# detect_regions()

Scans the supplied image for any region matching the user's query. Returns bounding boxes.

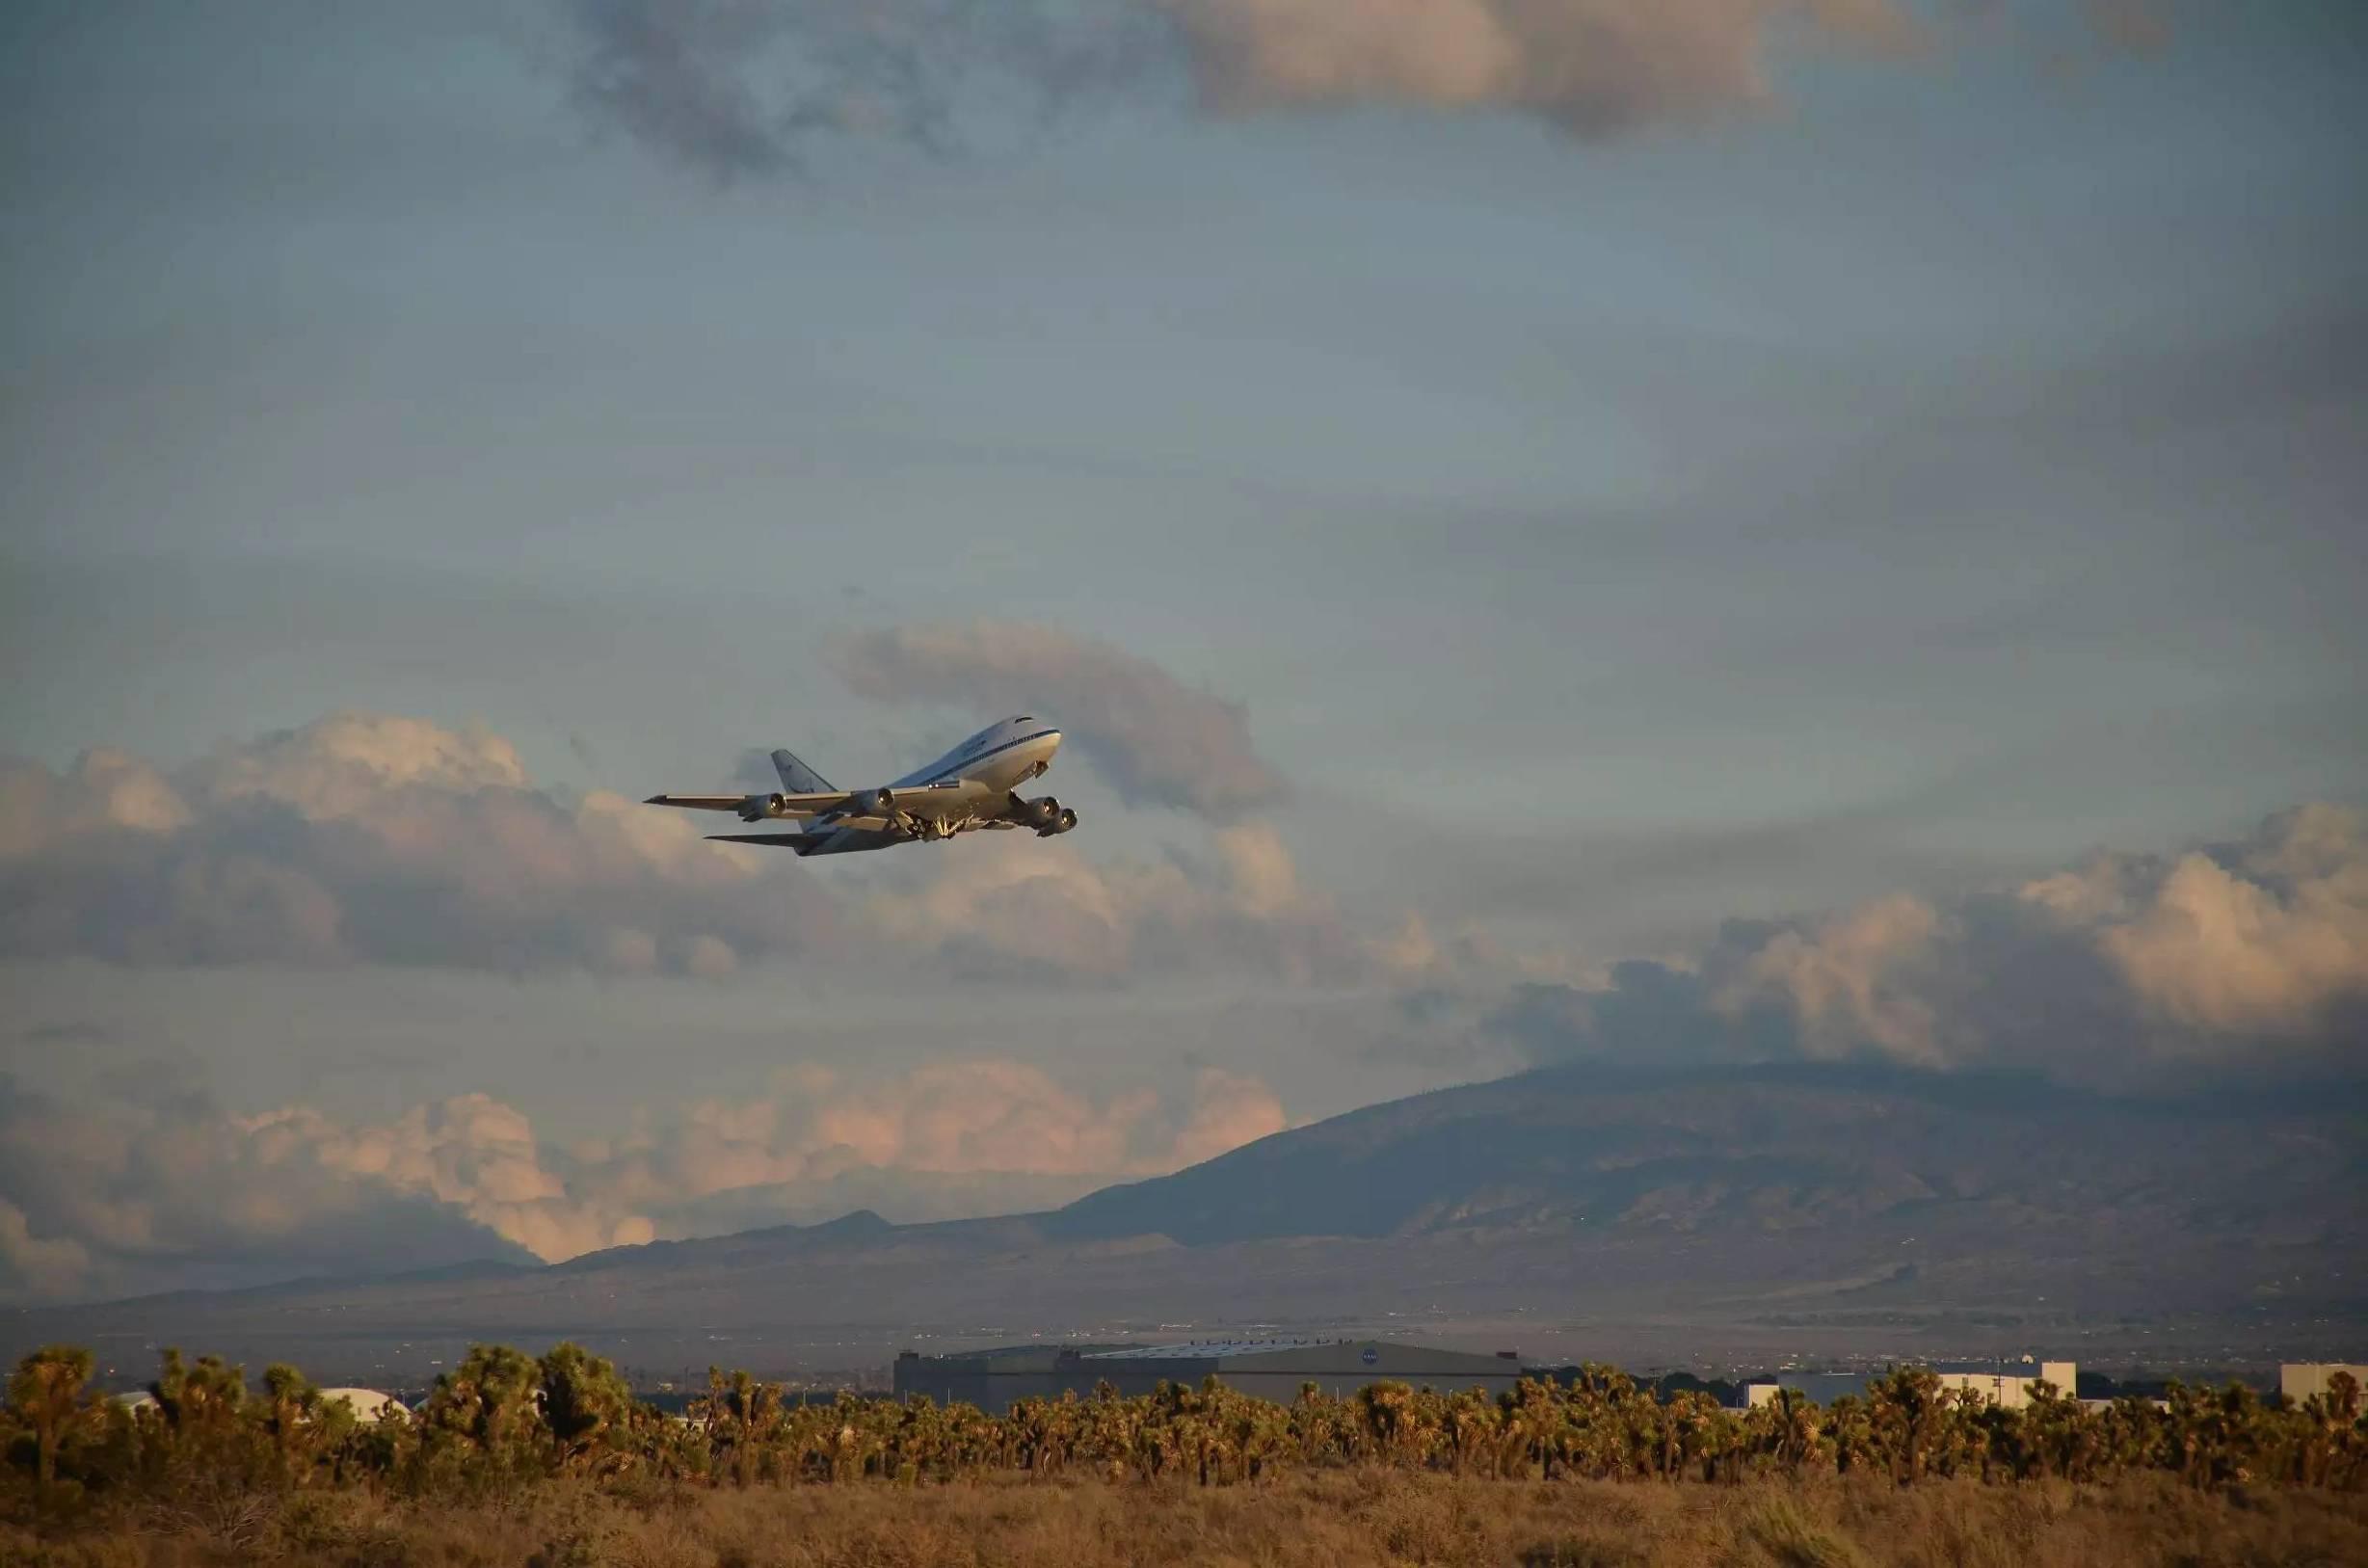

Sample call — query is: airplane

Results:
[643,715,1076,857]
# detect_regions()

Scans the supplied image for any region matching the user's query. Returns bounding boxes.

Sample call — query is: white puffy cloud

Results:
[0,712,832,975]
[0,1076,542,1306]
[1728,894,1946,1064]
[1497,805,2367,1080]
[1162,0,1912,134]
[856,817,1381,983]
[1720,807,2367,1073]
[242,1097,658,1264]
[0,702,1429,986]
[2028,803,2368,1039]
[0,1060,1292,1304]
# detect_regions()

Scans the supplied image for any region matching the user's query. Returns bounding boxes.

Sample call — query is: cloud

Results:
[0,712,834,976]
[1735,894,1946,1064]
[243,1096,659,1264]
[0,1060,1292,1304]
[1486,804,2368,1083]
[668,1059,1283,1180]
[546,0,1929,182]
[0,1199,93,1302]
[829,620,1287,818]
[0,704,1420,987]
[2083,0,2172,58]
[2028,803,2368,1038]
[554,0,1168,181]
[0,1076,541,1306]
[856,816,1380,983]
[1163,0,1913,133]
[1167,1067,1289,1163]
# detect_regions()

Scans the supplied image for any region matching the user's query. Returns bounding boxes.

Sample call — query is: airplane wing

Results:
[644,792,848,816]
[705,833,834,854]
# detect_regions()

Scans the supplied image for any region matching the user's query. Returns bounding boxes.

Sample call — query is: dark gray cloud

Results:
[555,0,1169,180]
[829,620,1288,818]
[15,1021,116,1046]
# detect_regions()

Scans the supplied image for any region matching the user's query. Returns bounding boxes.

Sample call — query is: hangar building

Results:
[1743,1360,2077,1411]
[893,1339,1523,1411]
[2279,1364,2365,1405]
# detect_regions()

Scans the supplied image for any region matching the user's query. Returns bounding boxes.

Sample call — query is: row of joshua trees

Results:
[5,1342,2362,1515]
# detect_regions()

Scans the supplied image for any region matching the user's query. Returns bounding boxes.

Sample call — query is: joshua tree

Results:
[258,1363,327,1484]
[1355,1381,1419,1469]
[8,1344,94,1496]
[1759,1386,1822,1475]
[536,1342,635,1475]
[151,1347,247,1436]
[418,1343,545,1477]
[1866,1367,1947,1484]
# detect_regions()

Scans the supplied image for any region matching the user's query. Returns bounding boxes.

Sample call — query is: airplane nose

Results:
[1043,730,1061,755]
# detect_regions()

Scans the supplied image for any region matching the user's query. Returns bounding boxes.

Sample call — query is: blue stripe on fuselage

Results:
[898,729,1059,788]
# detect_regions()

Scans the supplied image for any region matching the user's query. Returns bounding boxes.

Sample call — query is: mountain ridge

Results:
[9,1060,2361,1380]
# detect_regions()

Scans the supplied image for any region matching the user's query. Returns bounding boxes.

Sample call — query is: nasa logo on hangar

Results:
[1361,1347,1380,1367]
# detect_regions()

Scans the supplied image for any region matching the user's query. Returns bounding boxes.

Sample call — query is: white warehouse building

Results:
[1744,1360,2077,1411]
[2279,1365,2366,1405]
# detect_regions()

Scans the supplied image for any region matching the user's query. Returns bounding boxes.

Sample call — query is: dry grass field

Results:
[10,1345,2363,1565]
[7,1471,2366,1568]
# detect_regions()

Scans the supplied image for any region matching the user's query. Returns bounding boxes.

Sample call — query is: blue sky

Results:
[1,1,2361,1300]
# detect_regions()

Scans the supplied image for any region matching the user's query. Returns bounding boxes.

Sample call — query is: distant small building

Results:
[893,1339,1523,1412]
[1743,1359,2077,1411]
[1743,1373,1879,1409]
[2279,1365,2365,1405]
[317,1388,407,1422]
[108,1388,405,1421]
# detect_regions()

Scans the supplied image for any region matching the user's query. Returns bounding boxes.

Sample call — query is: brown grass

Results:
[5,1471,2364,1568]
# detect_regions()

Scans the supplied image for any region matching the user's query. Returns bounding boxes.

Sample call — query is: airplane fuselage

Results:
[646,716,1072,858]
[812,717,1064,855]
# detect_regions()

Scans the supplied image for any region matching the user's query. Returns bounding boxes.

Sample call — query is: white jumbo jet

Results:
[643,716,1075,857]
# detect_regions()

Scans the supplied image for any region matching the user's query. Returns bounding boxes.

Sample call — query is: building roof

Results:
[1084,1339,1349,1361]
[318,1388,407,1419]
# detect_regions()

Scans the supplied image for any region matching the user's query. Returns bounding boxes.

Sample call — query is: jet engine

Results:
[737,792,788,823]
[1004,793,1078,836]
[846,787,896,821]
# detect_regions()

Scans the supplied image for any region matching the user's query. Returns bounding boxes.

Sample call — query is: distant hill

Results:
[1042,1060,2363,1246]
[11,1063,2363,1385]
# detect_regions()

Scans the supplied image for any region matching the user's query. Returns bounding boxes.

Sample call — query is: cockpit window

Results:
[1014,716,1033,724]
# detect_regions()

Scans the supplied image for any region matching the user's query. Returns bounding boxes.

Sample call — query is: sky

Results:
[1,0,2363,1303]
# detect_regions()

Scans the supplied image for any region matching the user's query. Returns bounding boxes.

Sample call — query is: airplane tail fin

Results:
[771,747,834,795]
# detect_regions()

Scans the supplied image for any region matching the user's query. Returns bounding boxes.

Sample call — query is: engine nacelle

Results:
[737,792,788,823]
[846,787,896,821]
[1037,805,1078,837]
